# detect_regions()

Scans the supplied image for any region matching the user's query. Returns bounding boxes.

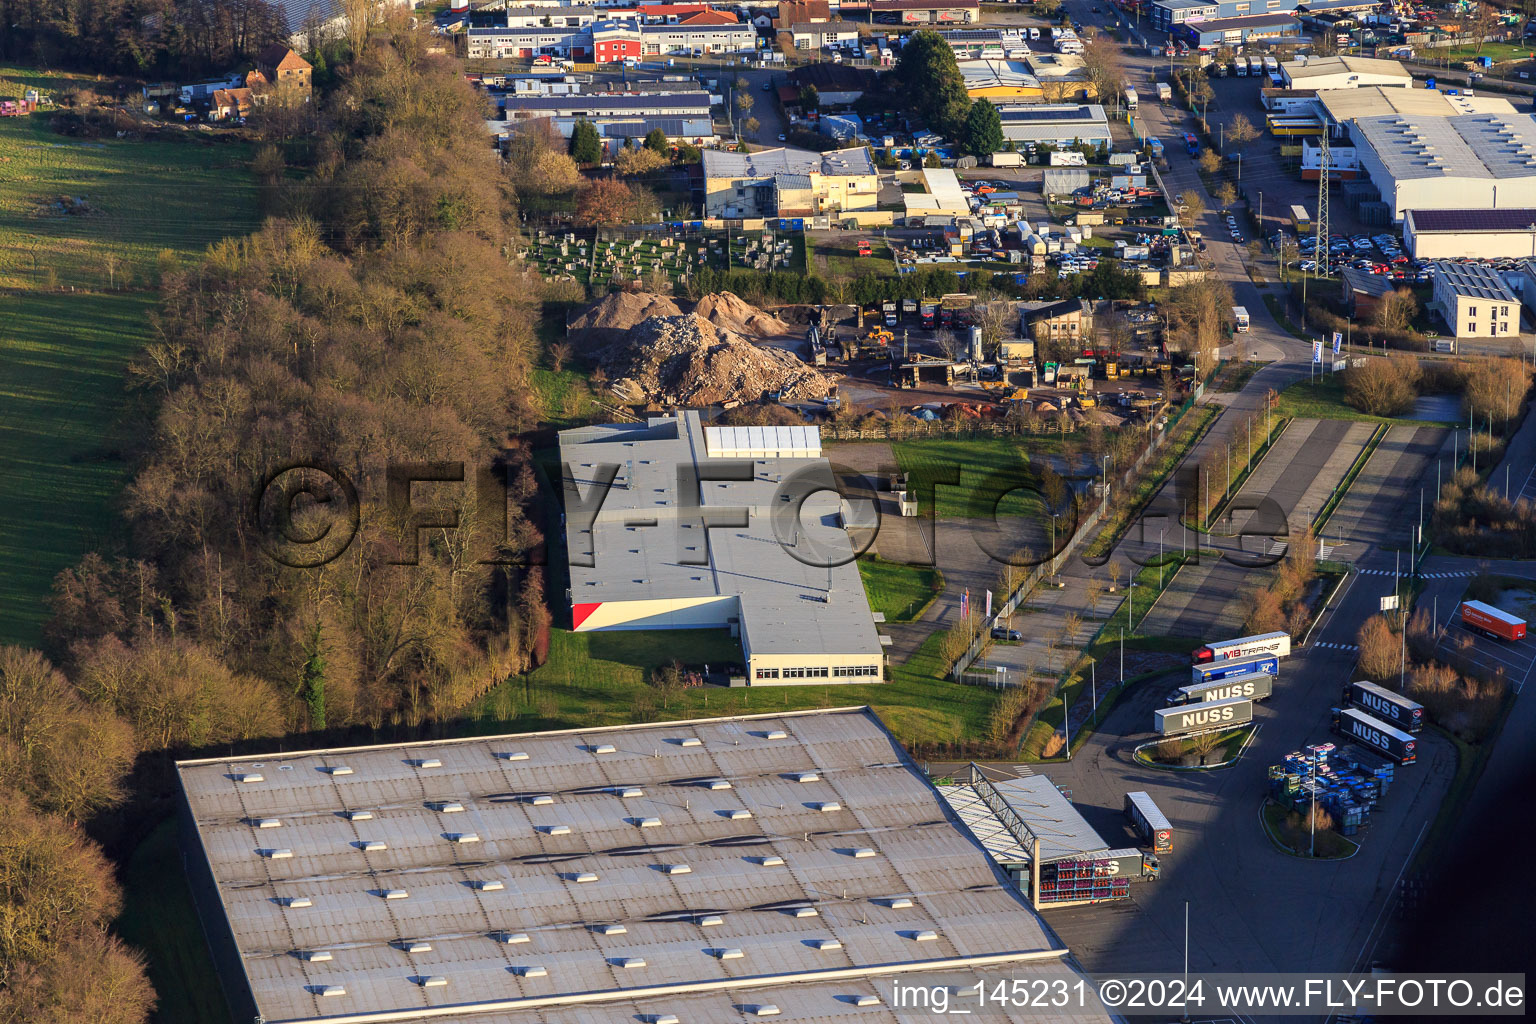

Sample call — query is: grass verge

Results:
[892,436,1075,520]
[858,556,943,622]
[468,627,1005,752]
[1087,405,1219,558]
[1272,375,1457,428]
[1261,800,1358,859]
[116,818,227,1024]
[1313,422,1388,532]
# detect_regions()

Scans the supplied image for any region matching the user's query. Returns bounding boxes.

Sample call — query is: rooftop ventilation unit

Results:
[279,896,312,908]
[811,801,841,812]
[883,897,914,909]
[431,801,466,813]
[789,906,818,918]
[631,817,662,828]
[612,957,646,969]
[677,737,702,747]
[612,786,644,798]
[318,985,346,997]
[378,889,409,900]
[644,1016,680,1024]
[344,810,373,821]
[764,730,789,740]
[447,833,480,844]
[660,863,691,875]
[590,743,617,754]
[849,847,876,859]
[704,779,732,790]
[497,751,529,761]
[299,950,333,962]
[811,938,842,950]
[324,766,353,776]
[570,872,600,883]
[787,772,819,783]
[538,823,571,835]
[235,772,264,783]
[513,965,547,978]
[417,976,447,988]
[723,809,753,820]
[397,940,432,953]
[259,848,292,859]
[909,929,939,941]
[252,818,281,829]
[526,795,555,806]
[593,923,628,935]
[749,1005,781,1017]
[473,879,504,891]
[853,995,881,1007]
[410,758,442,768]
[755,855,785,867]
[495,931,531,944]
[356,840,387,852]
[711,948,745,960]
[698,914,725,927]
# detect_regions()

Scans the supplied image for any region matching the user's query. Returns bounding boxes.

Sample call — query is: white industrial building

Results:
[1348,113,1536,222]
[175,707,1119,1024]
[1280,54,1412,90]
[997,104,1111,149]
[1404,208,1536,260]
[561,412,885,682]
[1429,260,1521,338]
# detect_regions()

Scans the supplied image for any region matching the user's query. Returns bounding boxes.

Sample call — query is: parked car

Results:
[991,627,1023,641]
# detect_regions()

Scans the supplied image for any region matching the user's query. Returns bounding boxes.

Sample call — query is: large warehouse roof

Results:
[702,145,876,180]
[1282,54,1411,85]
[560,412,881,658]
[176,708,1114,1024]
[1407,208,1536,232]
[1352,113,1536,181]
[1317,86,1514,124]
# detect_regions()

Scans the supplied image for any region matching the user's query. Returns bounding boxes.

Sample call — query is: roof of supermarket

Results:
[176,708,1115,1024]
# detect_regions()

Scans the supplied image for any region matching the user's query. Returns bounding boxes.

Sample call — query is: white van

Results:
[1028,26,1040,39]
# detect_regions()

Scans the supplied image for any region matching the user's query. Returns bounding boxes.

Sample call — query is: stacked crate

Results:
[1269,744,1396,837]
[1036,858,1132,904]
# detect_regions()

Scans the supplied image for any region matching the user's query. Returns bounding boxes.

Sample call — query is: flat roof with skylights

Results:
[176,708,1114,1024]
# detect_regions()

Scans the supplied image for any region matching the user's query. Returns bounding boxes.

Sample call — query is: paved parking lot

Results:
[1428,575,1536,693]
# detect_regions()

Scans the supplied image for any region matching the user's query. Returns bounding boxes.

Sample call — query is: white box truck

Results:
[1155,81,1172,102]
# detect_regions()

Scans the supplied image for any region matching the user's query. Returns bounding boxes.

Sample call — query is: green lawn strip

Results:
[858,555,943,622]
[1313,422,1388,532]
[1087,404,1219,558]
[0,291,165,646]
[1188,415,1291,532]
[1272,375,1458,428]
[0,104,259,289]
[469,627,1003,751]
[1261,799,1357,859]
[116,818,229,1024]
[891,436,1075,520]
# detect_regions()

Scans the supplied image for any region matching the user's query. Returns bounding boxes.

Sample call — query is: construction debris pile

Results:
[572,292,827,407]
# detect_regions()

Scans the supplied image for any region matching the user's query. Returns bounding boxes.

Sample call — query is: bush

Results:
[1356,614,1401,682]
[1343,354,1418,416]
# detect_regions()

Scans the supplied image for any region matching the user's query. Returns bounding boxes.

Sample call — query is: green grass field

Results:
[892,437,1075,521]
[1273,375,1459,427]
[469,627,1001,751]
[0,87,261,289]
[814,237,896,280]
[858,556,942,622]
[0,78,261,645]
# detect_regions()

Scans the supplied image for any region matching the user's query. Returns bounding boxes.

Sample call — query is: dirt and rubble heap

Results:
[568,291,685,350]
[690,291,792,336]
[595,312,831,407]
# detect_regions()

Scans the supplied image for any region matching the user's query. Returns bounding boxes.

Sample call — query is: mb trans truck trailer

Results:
[1333,707,1417,764]
[1124,791,1173,853]
[1191,630,1290,663]
[1344,680,1424,733]
[1190,652,1279,685]
[1171,670,1273,706]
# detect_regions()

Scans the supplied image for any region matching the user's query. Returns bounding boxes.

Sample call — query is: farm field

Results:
[0,83,261,645]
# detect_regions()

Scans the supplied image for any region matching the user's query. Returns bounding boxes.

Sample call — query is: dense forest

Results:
[0,0,289,76]
[4,30,562,1021]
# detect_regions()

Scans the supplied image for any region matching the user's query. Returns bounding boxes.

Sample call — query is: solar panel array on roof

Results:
[1409,208,1536,232]
[175,708,1112,1024]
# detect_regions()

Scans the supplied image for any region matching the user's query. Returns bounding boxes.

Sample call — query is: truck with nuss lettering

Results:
[1154,696,1253,736]
[1333,707,1417,764]
[1343,680,1423,733]
[1189,651,1278,685]
[1169,669,1273,706]
[1124,791,1173,853]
